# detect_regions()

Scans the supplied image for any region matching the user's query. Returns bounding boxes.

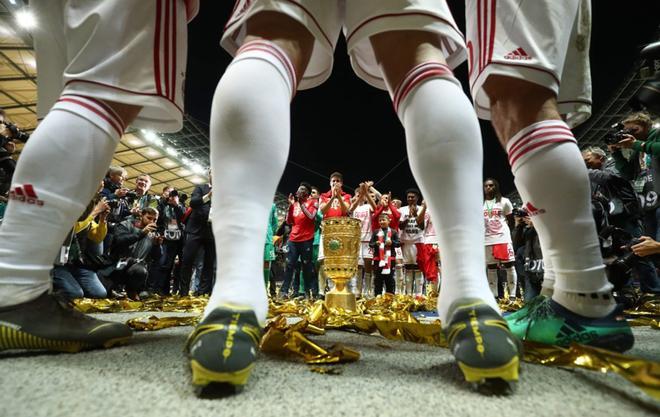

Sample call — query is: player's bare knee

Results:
[370,30,446,91]
[245,11,314,79]
[101,101,142,128]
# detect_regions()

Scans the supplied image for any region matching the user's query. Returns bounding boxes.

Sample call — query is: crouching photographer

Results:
[99,207,164,300]
[583,147,660,297]
[52,197,111,299]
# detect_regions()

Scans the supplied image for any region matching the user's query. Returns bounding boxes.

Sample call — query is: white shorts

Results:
[222,0,466,91]
[466,0,592,128]
[359,242,374,260]
[34,0,190,134]
[485,243,515,264]
[401,242,419,265]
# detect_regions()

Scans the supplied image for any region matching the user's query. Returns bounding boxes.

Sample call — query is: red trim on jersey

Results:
[57,97,124,136]
[164,0,171,100]
[61,94,126,132]
[488,0,496,65]
[64,80,184,113]
[237,41,298,93]
[224,0,333,49]
[154,0,163,96]
[345,11,464,45]
[479,0,485,71]
[557,99,593,105]
[171,0,178,102]
[470,61,562,91]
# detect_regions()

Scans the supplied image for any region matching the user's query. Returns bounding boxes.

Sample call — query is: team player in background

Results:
[483,179,517,299]
[350,182,379,297]
[416,200,440,295]
[465,0,633,351]
[191,0,521,396]
[0,0,198,352]
[397,188,425,295]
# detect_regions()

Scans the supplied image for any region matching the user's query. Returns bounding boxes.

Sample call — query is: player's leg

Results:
[0,0,177,351]
[476,0,632,351]
[186,11,316,395]
[371,29,520,392]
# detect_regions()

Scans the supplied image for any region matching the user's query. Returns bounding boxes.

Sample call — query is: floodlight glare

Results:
[15,9,37,30]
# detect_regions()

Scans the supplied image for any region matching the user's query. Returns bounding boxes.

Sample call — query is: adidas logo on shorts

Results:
[504,47,532,61]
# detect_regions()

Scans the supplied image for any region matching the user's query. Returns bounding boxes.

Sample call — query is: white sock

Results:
[0,97,121,307]
[394,62,497,323]
[205,40,294,325]
[507,120,615,317]
[505,266,517,298]
[486,267,499,297]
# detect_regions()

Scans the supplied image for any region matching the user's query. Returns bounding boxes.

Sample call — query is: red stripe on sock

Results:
[57,98,123,136]
[509,137,577,167]
[237,41,298,95]
[508,126,572,156]
[61,94,126,132]
[393,63,453,113]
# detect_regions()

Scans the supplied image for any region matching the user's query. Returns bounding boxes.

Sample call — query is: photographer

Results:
[512,210,544,301]
[583,147,660,294]
[147,186,186,295]
[101,207,164,300]
[608,112,660,238]
[0,108,30,196]
[52,197,111,299]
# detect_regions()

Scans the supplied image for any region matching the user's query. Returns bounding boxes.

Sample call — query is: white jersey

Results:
[352,203,373,242]
[398,206,424,244]
[222,0,466,91]
[484,197,513,246]
[34,0,199,134]
[465,0,592,128]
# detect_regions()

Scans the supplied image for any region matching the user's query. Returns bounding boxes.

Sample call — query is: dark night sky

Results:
[185,1,660,198]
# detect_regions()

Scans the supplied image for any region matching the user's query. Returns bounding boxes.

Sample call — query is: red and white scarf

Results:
[377,227,393,274]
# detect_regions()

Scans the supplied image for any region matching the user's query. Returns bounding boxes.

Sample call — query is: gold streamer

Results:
[523,341,660,399]
[126,315,199,331]
[73,294,659,398]
[73,295,208,314]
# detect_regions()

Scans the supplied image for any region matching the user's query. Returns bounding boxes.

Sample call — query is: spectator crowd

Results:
[1,109,659,304]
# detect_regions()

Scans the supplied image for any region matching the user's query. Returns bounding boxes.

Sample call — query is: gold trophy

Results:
[322,217,361,311]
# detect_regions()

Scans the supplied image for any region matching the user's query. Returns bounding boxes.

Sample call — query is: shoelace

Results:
[523,298,554,340]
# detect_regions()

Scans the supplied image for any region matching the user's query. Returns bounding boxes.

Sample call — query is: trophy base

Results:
[325,289,356,311]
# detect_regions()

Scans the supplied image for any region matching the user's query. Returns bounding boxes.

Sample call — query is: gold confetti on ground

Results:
[74,293,660,398]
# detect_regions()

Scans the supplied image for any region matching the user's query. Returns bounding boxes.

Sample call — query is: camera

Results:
[124,190,138,201]
[107,200,120,210]
[0,122,30,145]
[512,207,528,217]
[603,122,634,145]
[600,226,642,290]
